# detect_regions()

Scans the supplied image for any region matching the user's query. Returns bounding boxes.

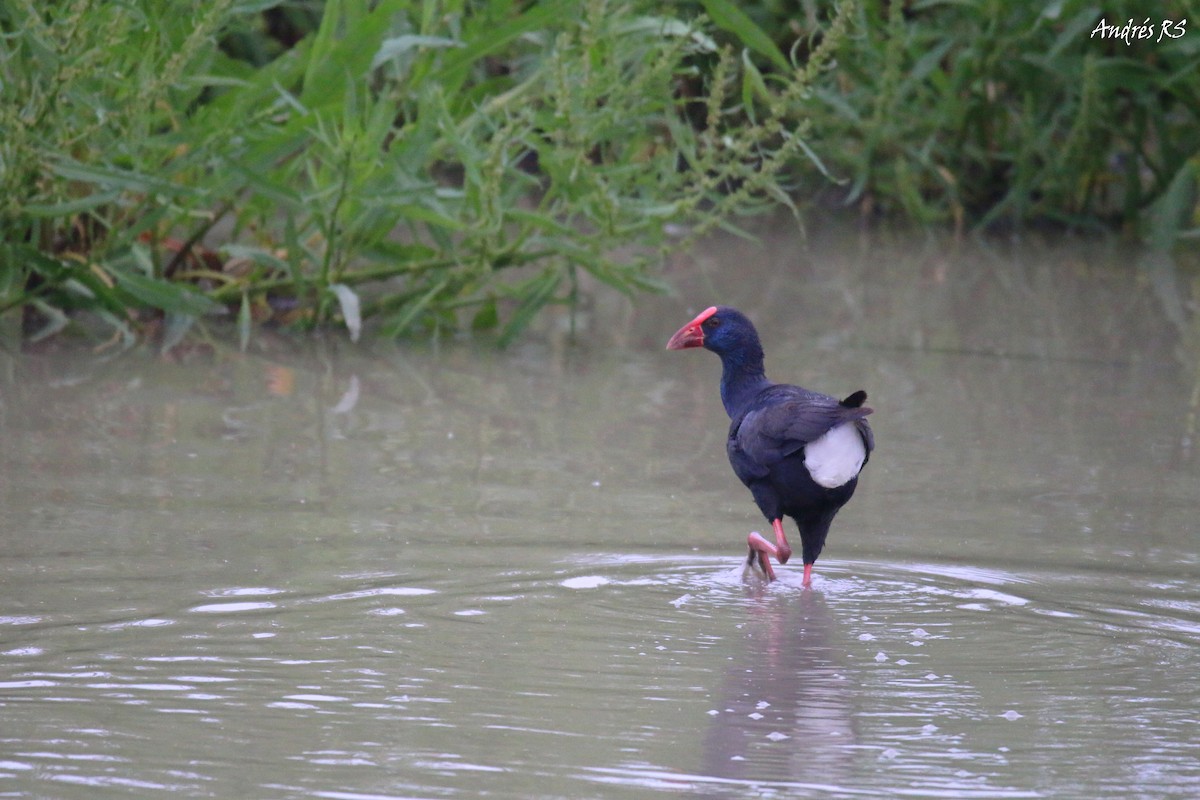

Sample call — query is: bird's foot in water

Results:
[747,532,817,587]
[746,531,778,582]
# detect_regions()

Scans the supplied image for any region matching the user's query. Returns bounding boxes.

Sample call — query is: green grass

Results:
[803,0,1200,233]
[1,0,1196,350]
[2,0,853,348]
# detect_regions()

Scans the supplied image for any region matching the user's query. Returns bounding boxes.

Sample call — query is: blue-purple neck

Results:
[718,350,771,418]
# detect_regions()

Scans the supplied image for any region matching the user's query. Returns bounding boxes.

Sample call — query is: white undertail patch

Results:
[804,422,866,488]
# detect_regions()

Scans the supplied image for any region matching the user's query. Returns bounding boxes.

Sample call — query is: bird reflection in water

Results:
[700,584,855,790]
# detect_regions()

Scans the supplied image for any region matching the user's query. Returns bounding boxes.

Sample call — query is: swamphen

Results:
[666,306,874,585]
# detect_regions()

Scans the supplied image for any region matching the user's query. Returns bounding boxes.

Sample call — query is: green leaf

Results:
[700,0,790,72]
[373,35,463,70]
[618,16,717,53]
[46,159,188,197]
[499,267,561,347]
[114,269,222,317]
[1145,161,1198,251]
[392,203,469,231]
[302,0,411,110]
[231,0,289,12]
[436,2,564,95]
[225,156,306,207]
[21,192,124,217]
[381,277,451,338]
[471,297,499,330]
[741,49,769,122]
[221,244,292,273]
[780,128,840,183]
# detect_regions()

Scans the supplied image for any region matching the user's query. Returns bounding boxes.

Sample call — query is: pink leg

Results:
[802,562,813,587]
[746,532,778,581]
[771,518,792,564]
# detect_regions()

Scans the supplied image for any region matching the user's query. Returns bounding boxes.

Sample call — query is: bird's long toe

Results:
[747,531,778,581]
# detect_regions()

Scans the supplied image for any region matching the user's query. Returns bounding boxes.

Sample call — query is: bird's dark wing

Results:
[727,385,873,482]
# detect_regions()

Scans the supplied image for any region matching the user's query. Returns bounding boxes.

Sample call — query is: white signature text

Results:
[1090,17,1187,44]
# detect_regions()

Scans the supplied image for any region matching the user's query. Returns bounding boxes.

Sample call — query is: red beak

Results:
[666,306,718,350]
[666,323,703,350]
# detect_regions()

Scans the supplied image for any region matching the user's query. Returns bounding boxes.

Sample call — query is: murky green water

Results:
[2,221,1198,798]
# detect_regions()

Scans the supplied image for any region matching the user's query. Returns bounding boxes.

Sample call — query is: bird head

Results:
[665,305,760,357]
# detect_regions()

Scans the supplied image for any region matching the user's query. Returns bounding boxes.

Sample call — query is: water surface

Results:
[2,221,1198,798]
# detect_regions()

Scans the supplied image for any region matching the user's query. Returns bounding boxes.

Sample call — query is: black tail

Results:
[840,390,868,409]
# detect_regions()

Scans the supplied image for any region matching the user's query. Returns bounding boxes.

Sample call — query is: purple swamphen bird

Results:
[667,306,874,585]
